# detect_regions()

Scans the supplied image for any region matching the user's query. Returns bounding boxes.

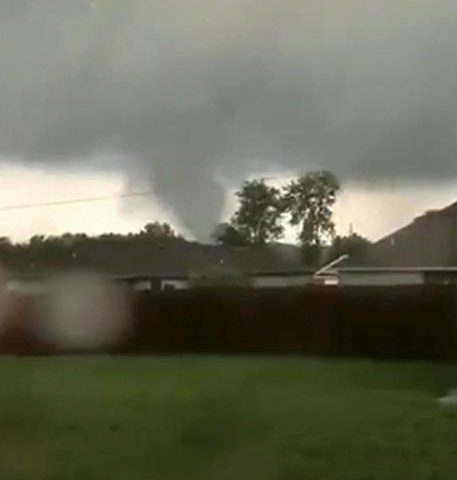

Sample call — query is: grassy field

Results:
[0,356,457,480]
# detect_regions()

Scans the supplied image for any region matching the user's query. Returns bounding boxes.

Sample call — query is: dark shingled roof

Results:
[11,239,308,278]
[348,201,457,267]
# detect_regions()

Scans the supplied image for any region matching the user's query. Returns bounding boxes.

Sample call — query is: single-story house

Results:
[2,241,315,291]
[117,270,315,291]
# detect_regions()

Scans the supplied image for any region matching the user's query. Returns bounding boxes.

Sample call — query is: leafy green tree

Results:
[283,171,340,248]
[212,223,249,247]
[231,179,285,245]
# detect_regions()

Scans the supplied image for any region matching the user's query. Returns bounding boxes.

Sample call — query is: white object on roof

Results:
[314,254,349,278]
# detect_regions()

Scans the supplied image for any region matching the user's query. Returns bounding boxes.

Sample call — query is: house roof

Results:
[3,239,309,278]
[78,241,308,277]
[348,201,457,268]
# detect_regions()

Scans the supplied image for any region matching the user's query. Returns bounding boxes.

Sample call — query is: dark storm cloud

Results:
[1,0,457,236]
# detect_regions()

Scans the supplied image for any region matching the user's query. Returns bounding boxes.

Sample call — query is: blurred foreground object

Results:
[0,266,37,354]
[39,273,132,351]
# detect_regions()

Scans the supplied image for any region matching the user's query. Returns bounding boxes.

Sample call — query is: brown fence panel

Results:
[2,286,457,360]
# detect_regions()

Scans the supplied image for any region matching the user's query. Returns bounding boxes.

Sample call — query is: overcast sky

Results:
[1,0,457,241]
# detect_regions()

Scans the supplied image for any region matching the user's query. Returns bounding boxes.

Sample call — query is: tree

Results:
[29,235,46,246]
[140,222,177,239]
[0,237,12,247]
[330,233,371,259]
[230,179,285,245]
[212,223,249,247]
[283,170,340,248]
[0,237,13,258]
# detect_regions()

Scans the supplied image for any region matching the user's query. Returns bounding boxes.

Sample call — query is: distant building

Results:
[334,201,457,285]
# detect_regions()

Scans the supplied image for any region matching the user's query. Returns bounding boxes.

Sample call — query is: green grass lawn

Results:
[0,356,457,480]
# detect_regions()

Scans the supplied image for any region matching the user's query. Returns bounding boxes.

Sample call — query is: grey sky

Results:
[1,1,457,237]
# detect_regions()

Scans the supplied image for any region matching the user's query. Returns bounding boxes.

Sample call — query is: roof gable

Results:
[349,201,457,267]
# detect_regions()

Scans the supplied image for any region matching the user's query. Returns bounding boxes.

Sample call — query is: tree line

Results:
[0,222,184,271]
[0,221,182,249]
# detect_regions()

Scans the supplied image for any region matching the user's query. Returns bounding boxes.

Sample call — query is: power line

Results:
[0,174,291,211]
[0,191,153,212]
